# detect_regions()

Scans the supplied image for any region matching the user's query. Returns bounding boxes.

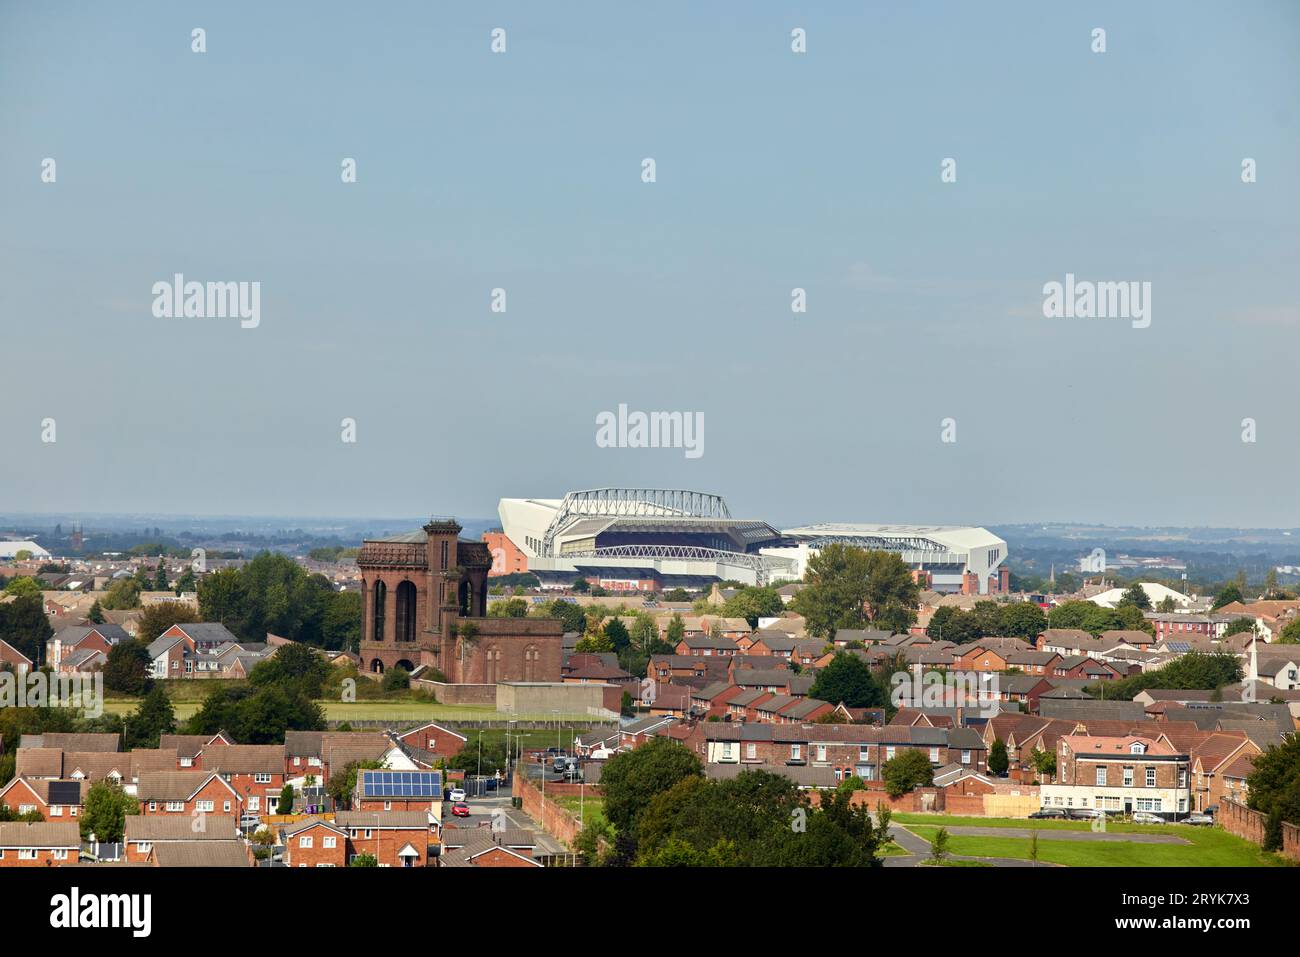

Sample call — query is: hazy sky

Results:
[2,1,1297,528]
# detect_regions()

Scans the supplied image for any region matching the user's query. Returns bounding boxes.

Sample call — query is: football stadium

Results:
[494,488,1008,594]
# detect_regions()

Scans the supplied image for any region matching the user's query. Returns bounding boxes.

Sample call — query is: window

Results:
[196,800,214,813]
[1178,769,1187,788]
[51,806,63,816]
[254,773,272,784]
[816,745,827,761]
[929,747,940,762]
[223,801,232,813]
[53,849,68,860]
[148,802,157,812]
[18,849,37,861]
[166,801,184,812]
[859,747,870,762]
[323,836,337,849]
[1123,767,1134,787]
[372,581,386,641]
[180,757,193,767]
[745,743,757,760]
[1096,766,1107,787]
[961,750,971,765]
[300,836,313,848]
[249,797,260,811]
[885,746,896,760]
[1145,768,1156,788]
[791,744,802,760]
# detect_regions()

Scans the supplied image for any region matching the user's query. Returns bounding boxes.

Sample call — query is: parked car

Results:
[1067,808,1103,820]
[1131,811,1165,824]
[239,814,262,829]
[1183,812,1215,826]
[1028,807,1068,819]
[448,787,467,803]
[451,802,471,818]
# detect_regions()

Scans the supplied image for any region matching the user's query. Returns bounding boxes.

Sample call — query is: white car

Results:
[1131,811,1165,824]
[448,788,467,803]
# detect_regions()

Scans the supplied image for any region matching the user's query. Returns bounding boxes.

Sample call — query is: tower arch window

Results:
[372,581,387,642]
[395,580,417,643]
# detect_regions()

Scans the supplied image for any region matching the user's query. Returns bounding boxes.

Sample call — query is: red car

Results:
[451,802,470,818]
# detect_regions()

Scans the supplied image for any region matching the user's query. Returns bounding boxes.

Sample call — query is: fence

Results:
[512,773,583,849]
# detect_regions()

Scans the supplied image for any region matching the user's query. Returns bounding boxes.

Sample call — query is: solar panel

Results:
[360,770,442,798]
[48,781,80,806]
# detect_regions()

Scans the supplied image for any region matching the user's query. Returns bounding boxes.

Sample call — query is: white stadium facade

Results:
[495,488,1009,594]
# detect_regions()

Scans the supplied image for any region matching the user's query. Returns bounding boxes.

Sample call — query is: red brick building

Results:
[0,822,80,867]
[357,519,564,681]
[335,811,432,867]
[282,818,350,868]
[482,531,529,576]
[137,771,242,817]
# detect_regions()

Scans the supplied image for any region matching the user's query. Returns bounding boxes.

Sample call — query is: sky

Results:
[1,1,1297,528]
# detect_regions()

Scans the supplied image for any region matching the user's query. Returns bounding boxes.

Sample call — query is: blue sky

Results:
[1,1,1297,527]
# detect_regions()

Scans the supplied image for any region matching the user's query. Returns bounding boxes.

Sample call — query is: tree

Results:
[136,601,200,644]
[1030,747,1057,780]
[666,613,686,647]
[1246,732,1300,851]
[571,578,590,593]
[1277,619,1300,645]
[1157,595,1178,613]
[487,597,529,618]
[999,602,1047,641]
[326,760,383,810]
[14,549,32,561]
[722,586,785,629]
[249,642,331,698]
[1223,617,1257,638]
[574,631,615,654]
[87,600,105,624]
[382,666,411,692]
[929,827,950,864]
[988,738,1009,776]
[882,750,933,799]
[81,779,139,842]
[153,561,169,591]
[173,567,197,596]
[103,639,154,695]
[604,618,630,653]
[600,738,703,843]
[0,594,54,666]
[321,590,362,652]
[809,652,883,709]
[278,783,295,815]
[101,578,142,610]
[2,576,41,599]
[125,685,176,749]
[350,852,378,867]
[791,545,919,639]
[1212,583,1244,610]
[1118,582,1152,611]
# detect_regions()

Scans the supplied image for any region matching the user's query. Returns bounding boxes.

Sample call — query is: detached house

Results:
[1042,734,1190,818]
[0,822,81,867]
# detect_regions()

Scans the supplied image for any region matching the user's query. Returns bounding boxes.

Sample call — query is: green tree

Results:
[665,613,686,646]
[136,601,200,644]
[321,590,362,652]
[1030,747,1057,780]
[87,599,105,624]
[382,666,411,692]
[600,738,703,844]
[929,827,950,864]
[249,642,331,698]
[0,593,54,666]
[1212,582,1244,610]
[153,561,169,591]
[81,779,140,842]
[1223,617,1257,638]
[999,602,1047,641]
[350,852,378,867]
[125,685,176,749]
[1246,732,1300,851]
[1277,619,1300,645]
[722,586,785,628]
[326,759,384,810]
[882,749,934,799]
[103,638,154,695]
[809,652,883,709]
[988,737,1009,776]
[604,618,631,653]
[173,567,197,595]
[487,597,529,618]
[2,576,41,599]
[575,631,615,653]
[1118,582,1152,611]
[101,578,142,610]
[278,783,295,815]
[792,545,920,639]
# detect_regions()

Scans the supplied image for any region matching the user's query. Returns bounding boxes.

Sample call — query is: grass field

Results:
[554,795,608,831]
[901,819,1286,867]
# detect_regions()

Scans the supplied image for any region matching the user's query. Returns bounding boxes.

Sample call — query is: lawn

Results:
[892,813,1172,835]
[553,795,608,831]
[902,822,1285,867]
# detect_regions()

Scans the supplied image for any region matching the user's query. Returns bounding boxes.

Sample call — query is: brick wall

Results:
[1219,799,1300,862]
[513,774,581,847]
